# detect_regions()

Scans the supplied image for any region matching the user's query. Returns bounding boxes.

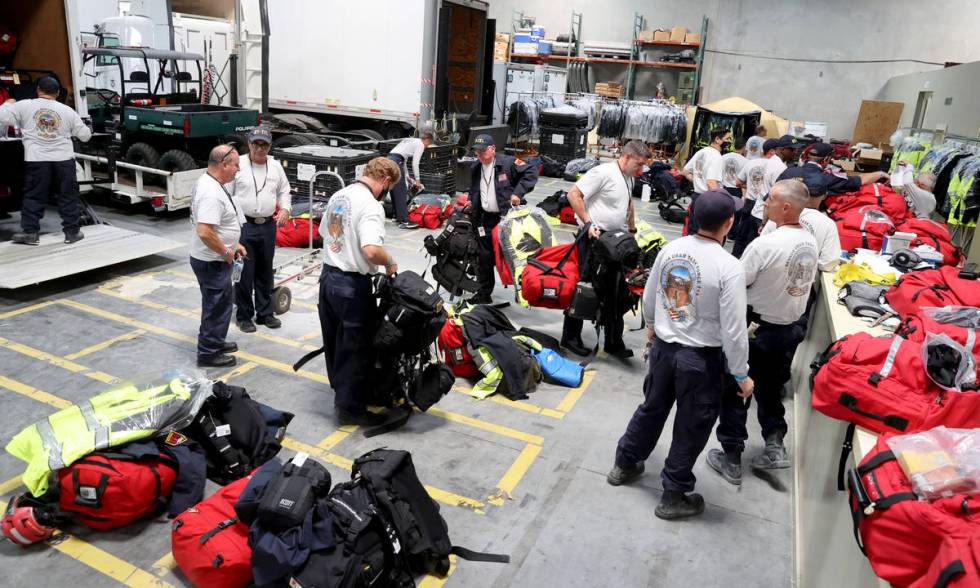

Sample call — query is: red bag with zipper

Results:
[438,318,479,378]
[896,218,963,267]
[826,183,910,224]
[835,206,895,252]
[885,265,980,320]
[520,241,581,309]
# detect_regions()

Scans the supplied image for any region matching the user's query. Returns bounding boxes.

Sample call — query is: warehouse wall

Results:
[487,0,980,139]
[877,61,980,137]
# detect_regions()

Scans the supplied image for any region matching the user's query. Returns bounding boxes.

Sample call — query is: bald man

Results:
[190,144,246,368]
[708,180,818,486]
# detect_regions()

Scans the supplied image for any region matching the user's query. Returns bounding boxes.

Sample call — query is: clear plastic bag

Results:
[887,427,980,500]
[920,333,978,391]
[921,306,980,329]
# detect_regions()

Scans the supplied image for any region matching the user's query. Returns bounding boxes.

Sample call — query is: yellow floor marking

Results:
[0,474,24,496]
[150,553,177,578]
[167,264,319,313]
[291,299,318,312]
[452,386,565,420]
[488,443,542,506]
[96,287,320,352]
[218,361,259,382]
[0,300,56,320]
[298,328,321,341]
[0,335,118,385]
[425,407,544,446]
[0,374,74,409]
[65,329,145,360]
[56,300,330,385]
[281,437,485,514]
[554,369,596,413]
[417,555,457,588]
[317,425,357,451]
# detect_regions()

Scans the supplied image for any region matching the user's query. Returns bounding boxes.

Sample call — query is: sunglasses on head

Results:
[219,143,238,163]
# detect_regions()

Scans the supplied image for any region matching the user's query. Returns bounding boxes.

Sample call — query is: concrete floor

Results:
[0,177,792,587]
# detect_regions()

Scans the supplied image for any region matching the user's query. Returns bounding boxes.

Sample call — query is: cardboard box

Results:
[496,32,510,43]
[669,26,688,42]
[493,41,509,62]
[638,30,655,42]
[653,30,671,41]
[594,82,624,98]
[684,32,700,45]
[857,148,883,162]
[834,159,856,172]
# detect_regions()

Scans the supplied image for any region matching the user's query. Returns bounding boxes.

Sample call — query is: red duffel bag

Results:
[57,450,178,530]
[491,225,514,286]
[826,183,909,223]
[520,240,581,309]
[884,266,980,320]
[847,436,980,588]
[810,332,980,436]
[835,206,895,252]
[559,205,577,225]
[896,313,980,344]
[896,218,964,267]
[171,474,254,588]
[438,318,479,378]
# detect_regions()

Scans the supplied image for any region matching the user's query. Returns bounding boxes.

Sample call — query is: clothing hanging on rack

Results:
[506,95,558,141]
[596,101,687,144]
[890,136,932,172]
[945,155,980,229]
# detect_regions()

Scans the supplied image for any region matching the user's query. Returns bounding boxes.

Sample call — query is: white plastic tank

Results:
[100,14,156,48]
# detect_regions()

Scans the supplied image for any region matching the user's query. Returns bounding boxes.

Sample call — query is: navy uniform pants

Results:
[20,160,81,233]
[190,257,234,359]
[615,339,724,493]
[318,265,376,412]
[475,211,502,297]
[235,219,277,322]
[386,153,410,223]
[716,320,804,453]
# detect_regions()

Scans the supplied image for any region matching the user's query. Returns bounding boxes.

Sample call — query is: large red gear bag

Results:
[835,206,895,252]
[847,435,980,588]
[56,451,178,530]
[826,183,910,224]
[810,332,980,436]
[520,241,581,309]
[438,318,479,378]
[896,218,963,267]
[884,266,980,320]
[171,474,254,588]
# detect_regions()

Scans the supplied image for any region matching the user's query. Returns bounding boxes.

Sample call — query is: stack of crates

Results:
[417,144,457,194]
[538,126,588,166]
[677,72,696,105]
[274,144,379,203]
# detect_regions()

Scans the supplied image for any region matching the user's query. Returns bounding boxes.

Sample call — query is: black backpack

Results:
[424,212,480,296]
[536,190,565,217]
[539,155,564,178]
[182,382,294,484]
[595,230,641,266]
[352,449,509,575]
[374,271,447,355]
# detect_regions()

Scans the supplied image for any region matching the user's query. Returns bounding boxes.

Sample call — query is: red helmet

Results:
[2,495,56,546]
[625,267,650,296]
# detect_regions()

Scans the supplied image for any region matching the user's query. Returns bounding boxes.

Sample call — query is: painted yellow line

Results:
[0,474,24,496]
[0,374,74,409]
[219,361,259,382]
[298,328,321,341]
[417,555,457,588]
[425,407,544,446]
[0,335,118,385]
[96,287,320,352]
[65,329,145,360]
[488,443,542,506]
[452,386,565,420]
[291,299,318,312]
[0,300,56,320]
[554,369,595,413]
[167,264,321,312]
[150,552,177,578]
[317,425,357,451]
[56,300,331,385]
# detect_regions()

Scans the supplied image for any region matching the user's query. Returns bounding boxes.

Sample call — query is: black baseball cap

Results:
[778,135,805,150]
[694,189,743,228]
[808,142,834,157]
[762,138,780,153]
[471,134,495,150]
[37,76,60,94]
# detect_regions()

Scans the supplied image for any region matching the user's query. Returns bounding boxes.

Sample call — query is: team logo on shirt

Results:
[659,255,701,323]
[785,242,818,297]
[748,165,766,196]
[723,158,740,185]
[325,195,352,253]
[33,108,62,139]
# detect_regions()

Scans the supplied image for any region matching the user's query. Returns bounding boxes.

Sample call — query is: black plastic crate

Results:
[419,171,457,195]
[539,109,589,129]
[538,126,588,161]
[275,144,379,202]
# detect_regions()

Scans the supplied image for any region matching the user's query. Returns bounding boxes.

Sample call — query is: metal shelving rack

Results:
[626,12,646,99]
[629,14,710,103]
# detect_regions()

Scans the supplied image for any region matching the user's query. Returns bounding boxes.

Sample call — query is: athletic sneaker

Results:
[655,491,705,520]
[397,221,419,230]
[707,449,742,485]
[750,439,791,469]
[606,461,645,486]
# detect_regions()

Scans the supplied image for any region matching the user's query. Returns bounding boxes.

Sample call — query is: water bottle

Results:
[231,258,244,284]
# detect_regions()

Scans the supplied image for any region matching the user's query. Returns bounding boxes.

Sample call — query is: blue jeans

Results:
[190,257,234,359]
[317,265,376,412]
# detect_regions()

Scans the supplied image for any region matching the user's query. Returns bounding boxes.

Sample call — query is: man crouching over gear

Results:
[560,140,647,359]
[608,190,754,520]
[318,157,401,426]
[466,134,538,305]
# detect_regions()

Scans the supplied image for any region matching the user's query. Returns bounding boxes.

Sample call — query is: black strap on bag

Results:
[836,423,856,491]
[450,545,510,564]
[200,516,239,544]
[933,560,966,588]
[837,393,910,432]
[293,347,324,372]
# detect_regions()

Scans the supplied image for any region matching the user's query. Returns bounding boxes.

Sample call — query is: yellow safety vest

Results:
[498,208,557,308]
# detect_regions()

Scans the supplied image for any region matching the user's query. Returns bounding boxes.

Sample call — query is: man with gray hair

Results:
[387,130,435,229]
[708,179,818,486]
[905,172,937,219]
[189,144,246,368]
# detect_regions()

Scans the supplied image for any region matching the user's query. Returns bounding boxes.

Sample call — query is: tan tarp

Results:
[678,97,790,162]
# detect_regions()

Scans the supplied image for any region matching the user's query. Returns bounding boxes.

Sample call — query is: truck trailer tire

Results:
[124,142,161,184]
[221,133,250,154]
[157,149,197,174]
[383,123,409,140]
[273,133,317,149]
[352,128,385,142]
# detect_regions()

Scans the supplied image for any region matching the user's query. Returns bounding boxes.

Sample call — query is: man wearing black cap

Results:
[0,76,91,245]
[778,142,887,194]
[230,127,291,333]
[708,179,818,486]
[607,189,753,520]
[466,133,538,304]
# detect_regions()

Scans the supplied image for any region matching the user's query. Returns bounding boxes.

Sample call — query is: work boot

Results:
[197,353,237,368]
[337,408,389,427]
[11,232,40,246]
[257,315,282,329]
[237,319,257,333]
[561,336,591,357]
[467,293,493,305]
[707,449,742,486]
[606,461,645,486]
[750,436,791,469]
[655,491,705,520]
[604,343,634,360]
[64,228,84,244]
[221,341,238,353]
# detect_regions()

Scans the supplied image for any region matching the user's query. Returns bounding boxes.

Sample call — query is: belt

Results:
[323,264,370,278]
[246,215,272,224]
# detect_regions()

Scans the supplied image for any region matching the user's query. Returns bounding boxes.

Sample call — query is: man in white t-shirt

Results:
[317,157,401,426]
[189,145,246,368]
[744,125,768,160]
[386,131,434,228]
[721,139,748,197]
[708,180,818,486]
[682,128,729,233]
[0,76,92,245]
[561,140,647,359]
[732,137,797,257]
[761,175,841,272]
[231,127,292,333]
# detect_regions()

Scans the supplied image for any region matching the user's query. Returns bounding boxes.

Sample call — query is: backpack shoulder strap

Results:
[449,545,510,564]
